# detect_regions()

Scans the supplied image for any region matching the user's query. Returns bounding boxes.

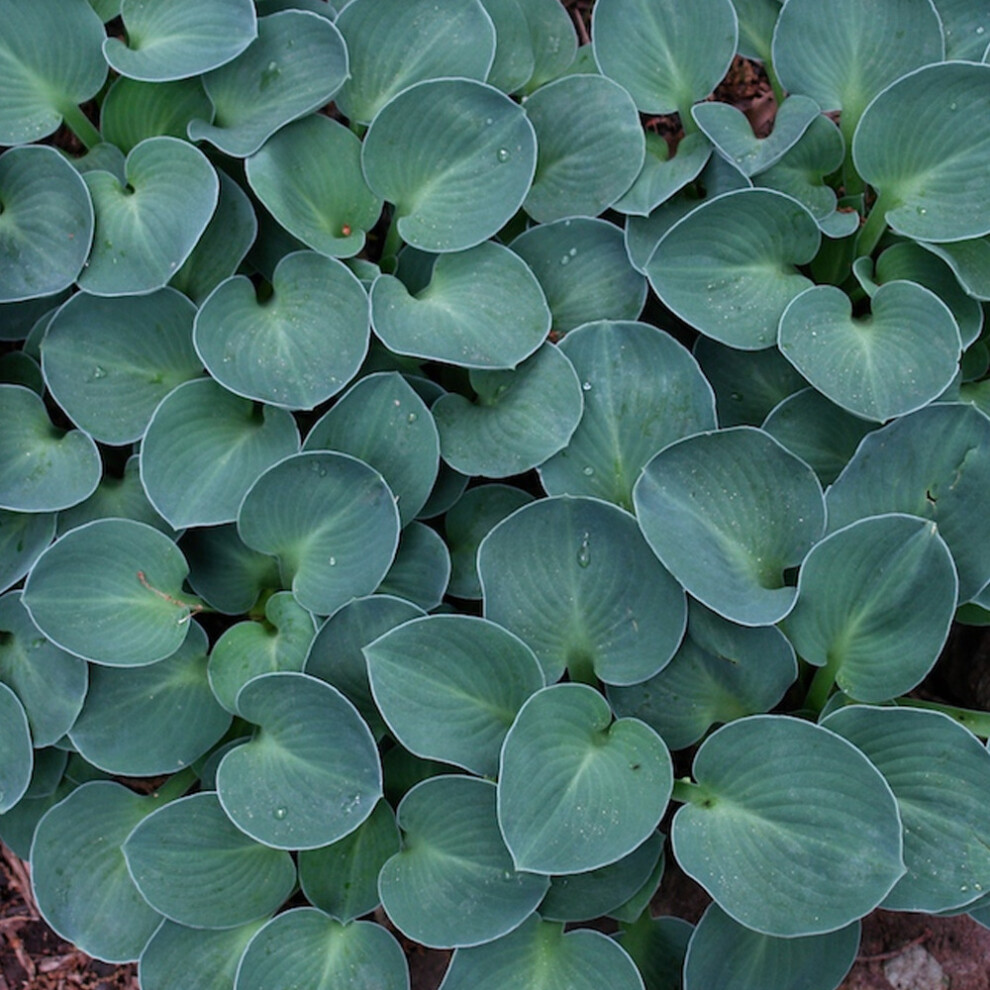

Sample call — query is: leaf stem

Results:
[855,191,892,259]
[764,60,786,109]
[671,778,707,805]
[804,654,840,713]
[379,212,404,272]
[59,102,102,151]
[148,768,198,807]
[894,698,990,738]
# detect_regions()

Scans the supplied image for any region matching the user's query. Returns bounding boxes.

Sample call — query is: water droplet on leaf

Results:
[90,366,107,380]
[582,381,592,391]
[496,148,510,163]
[582,466,595,476]
[577,532,591,568]
[273,807,287,820]
[406,412,418,423]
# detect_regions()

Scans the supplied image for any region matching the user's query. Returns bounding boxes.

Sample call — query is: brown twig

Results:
[569,6,591,45]
[856,929,932,962]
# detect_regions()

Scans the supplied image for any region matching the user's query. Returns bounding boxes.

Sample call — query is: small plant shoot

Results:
[1,1,989,988]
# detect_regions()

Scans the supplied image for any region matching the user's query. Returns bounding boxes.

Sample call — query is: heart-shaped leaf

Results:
[70,622,231,775]
[935,0,990,60]
[683,905,860,990]
[376,522,450,611]
[825,403,990,602]
[362,78,537,253]
[0,146,93,302]
[78,137,219,297]
[784,515,957,703]
[612,131,712,217]
[207,592,315,713]
[921,236,990,301]
[334,0,496,124]
[624,154,752,272]
[778,280,961,422]
[634,427,826,626]
[298,799,399,923]
[0,591,88,748]
[480,495,686,685]
[854,62,990,243]
[479,0,533,93]
[445,484,534,599]
[439,917,644,990]
[100,76,214,153]
[432,343,582,477]
[592,0,737,115]
[608,601,797,750]
[187,11,348,157]
[761,387,876,486]
[138,921,265,990]
[0,682,32,813]
[194,251,369,410]
[42,289,203,445]
[141,378,300,529]
[366,614,544,776]
[824,706,990,913]
[234,910,409,990]
[540,831,664,923]
[0,0,107,145]
[104,0,257,82]
[370,242,550,369]
[303,373,438,527]
[512,217,647,335]
[381,775,549,948]
[56,455,172,540]
[124,791,295,929]
[23,518,197,666]
[754,115,852,232]
[672,715,904,936]
[498,683,672,874]
[170,170,257,305]
[692,95,820,177]
[693,335,807,427]
[216,672,382,849]
[646,188,820,349]
[523,74,644,222]
[237,452,399,616]
[0,510,55,596]
[773,0,943,139]
[518,0,578,92]
[304,595,424,738]
[539,320,716,510]
[0,385,101,513]
[31,782,164,961]
[246,115,382,259]
[181,524,279,616]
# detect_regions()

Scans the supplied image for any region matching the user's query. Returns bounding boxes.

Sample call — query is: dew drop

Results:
[918,207,927,215]
[484,116,494,126]
[406,412,418,423]
[949,102,958,111]
[328,556,336,566]
[496,148,510,163]
[577,532,591,568]
[559,255,570,265]
[582,466,595,476]
[273,807,287,820]
[90,366,107,380]
[978,25,985,33]
[582,381,592,391]
[568,247,577,257]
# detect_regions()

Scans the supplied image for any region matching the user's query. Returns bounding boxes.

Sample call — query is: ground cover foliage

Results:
[2,0,990,988]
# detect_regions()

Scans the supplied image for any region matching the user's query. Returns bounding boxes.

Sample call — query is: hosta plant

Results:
[2,0,990,988]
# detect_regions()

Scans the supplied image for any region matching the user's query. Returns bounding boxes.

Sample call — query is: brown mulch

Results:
[0,844,138,990]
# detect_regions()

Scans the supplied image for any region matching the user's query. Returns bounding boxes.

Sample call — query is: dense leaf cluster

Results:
[2,0,990,987]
